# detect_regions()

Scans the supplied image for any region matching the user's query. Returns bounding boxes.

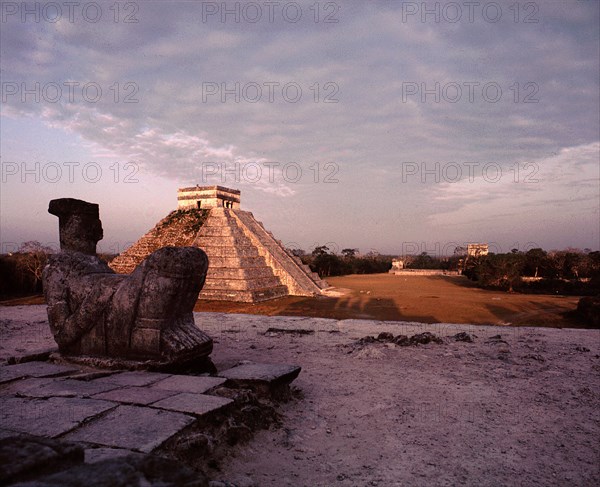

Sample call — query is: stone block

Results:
[17,452,205,486]
[0,396,116,437]
[0,435,84,485]
[202,276,283,291]
[1,377,58,396]
[200,286,288,303]
[0,362,79,385]
[63,405,194,452]
[218,363,301,387]
[92,386,177,405]
[10,378,121,399]
[151,375,226,394]
[5,347,57,365]
[151,392,232,416]
[93,371,171,387]
[207,267,275,280]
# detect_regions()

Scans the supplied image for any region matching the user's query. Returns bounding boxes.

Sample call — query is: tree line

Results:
[0,242,115,298]
[462,248,600,295]
[2,242,598,299]
[296,246,393,277]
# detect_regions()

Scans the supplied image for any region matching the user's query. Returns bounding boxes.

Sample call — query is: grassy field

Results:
[196,274,584,328]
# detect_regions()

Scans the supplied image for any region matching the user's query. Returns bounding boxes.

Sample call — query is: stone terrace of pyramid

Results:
[109,186,328,302]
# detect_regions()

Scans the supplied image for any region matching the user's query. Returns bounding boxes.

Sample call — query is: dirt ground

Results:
[194,275,583,328]
[1,306,598,486]
[2,275,584,329]
[204,314,600,487]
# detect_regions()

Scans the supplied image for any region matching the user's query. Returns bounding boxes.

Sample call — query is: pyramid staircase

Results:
[230,210,329,292]
[194,208,288,302]
[110,207,328,303]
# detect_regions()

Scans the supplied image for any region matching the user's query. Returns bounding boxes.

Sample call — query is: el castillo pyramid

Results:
[109,185,328,302]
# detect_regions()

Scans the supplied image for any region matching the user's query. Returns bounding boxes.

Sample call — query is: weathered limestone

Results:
[63,405,196,452]
[108,209,208,274]
[219,363,301,387]
[0,436,207,487]
[0,396,117,437]
[110,187,328,302]
[49,198,103,255]
[467,243,489,257]
[150,375,226,393]
[0,436,84,485]
[0,360,300,459]
[231,209,328,293]
[42,198,213,366]
[219,363,302,397]
[194,208,289,301]
[0,361,79,384]
[151,393,233,416]
[177,185,240,209]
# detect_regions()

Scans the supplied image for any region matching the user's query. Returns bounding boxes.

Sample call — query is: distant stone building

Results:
[110,186,328,302]
[467,243,489,258]
[390,259,404,271]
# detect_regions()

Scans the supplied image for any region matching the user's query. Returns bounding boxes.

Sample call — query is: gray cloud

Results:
[1,0,598,252]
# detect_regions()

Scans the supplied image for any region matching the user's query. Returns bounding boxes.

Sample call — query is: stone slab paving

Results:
[93,371,172,387]
[0,396,117,437]
[152,392,233,416]
[150,375,226,394]
[219,363,301,386]
[63,405,195,453]
[92,386,178,405]
[0,377,56,396]
[0,361,79,384]
[0,357,301,461]
[9,378,122,399]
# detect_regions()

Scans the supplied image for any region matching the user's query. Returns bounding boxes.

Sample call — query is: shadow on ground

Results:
[1,276,587,328]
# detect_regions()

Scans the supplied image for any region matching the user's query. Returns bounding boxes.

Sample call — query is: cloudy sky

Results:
[1,0,598,256]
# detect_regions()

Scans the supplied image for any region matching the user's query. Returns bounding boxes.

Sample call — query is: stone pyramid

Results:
[110,186,328,302]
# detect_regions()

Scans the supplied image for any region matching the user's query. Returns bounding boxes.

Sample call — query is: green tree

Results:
[476,253,525,292]
[312,245,330,257]
[523,248,548,277]
[342,248,357,258]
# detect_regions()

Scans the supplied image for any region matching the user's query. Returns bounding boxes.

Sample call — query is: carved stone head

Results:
[48,198,103,255]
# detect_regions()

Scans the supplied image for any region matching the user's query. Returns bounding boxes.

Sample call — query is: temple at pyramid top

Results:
[178,185,241,210]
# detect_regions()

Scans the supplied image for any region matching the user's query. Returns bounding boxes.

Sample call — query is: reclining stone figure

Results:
[42,198,213,367]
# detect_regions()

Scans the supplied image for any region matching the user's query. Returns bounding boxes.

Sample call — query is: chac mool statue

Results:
[42,198,213,368]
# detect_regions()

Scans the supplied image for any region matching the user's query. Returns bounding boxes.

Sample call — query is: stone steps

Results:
[285,250,328,288]
[198,226,245,237]
[206,256,268,268]
[203,275,282,291]
[201,246,260,258]
[207,267,275,280]
[195,235,254,247]
[231,210,326,295]
[196,208,288,302]
[199,285,288,302]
